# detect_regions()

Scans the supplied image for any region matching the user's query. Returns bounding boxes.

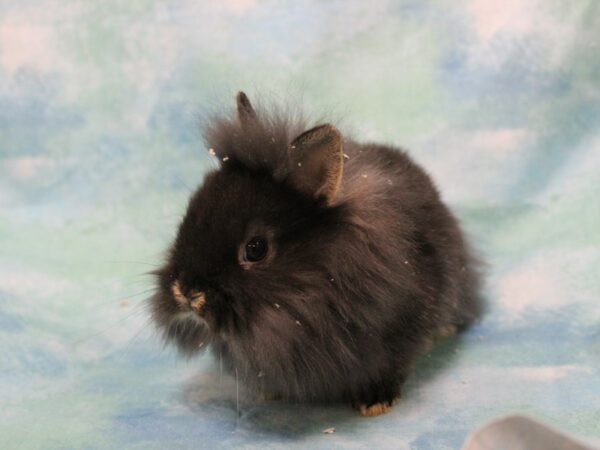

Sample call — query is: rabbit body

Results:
[151,93,481,415]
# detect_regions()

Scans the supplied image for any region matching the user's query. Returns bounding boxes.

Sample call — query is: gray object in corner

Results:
[462,415,599,450]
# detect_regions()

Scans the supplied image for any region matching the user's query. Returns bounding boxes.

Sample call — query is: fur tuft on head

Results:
[203,93,308,182]
[203,92,345,205]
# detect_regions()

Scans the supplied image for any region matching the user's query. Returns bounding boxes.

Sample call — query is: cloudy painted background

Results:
[1,1,599,449]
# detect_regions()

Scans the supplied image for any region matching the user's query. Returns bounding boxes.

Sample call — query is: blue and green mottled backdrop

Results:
[1,1,599,449]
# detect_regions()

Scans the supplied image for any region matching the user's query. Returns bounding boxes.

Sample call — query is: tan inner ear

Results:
[289,124,344,205]
[315,139,343,204]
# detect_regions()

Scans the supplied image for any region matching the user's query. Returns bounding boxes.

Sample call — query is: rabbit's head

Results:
[151,92,348,356]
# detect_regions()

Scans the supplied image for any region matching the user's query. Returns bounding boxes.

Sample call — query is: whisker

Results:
[85,282,156,309]
[89,272,155,306]
[219,349,223,384]
[105,260,161,268]
[97,271,154,289]
[72,301,149,347]
[110,288,156,304]
[161,213,185,220]
[115,275,155,292]
[173,174,195,194]
[108,316,155,361]
[127,316,153,345]
[236,367,240,419]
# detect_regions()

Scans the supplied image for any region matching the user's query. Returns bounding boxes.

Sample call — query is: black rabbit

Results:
[151,92,482,416]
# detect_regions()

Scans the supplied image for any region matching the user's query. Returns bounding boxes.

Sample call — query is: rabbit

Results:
[150,92,482,417]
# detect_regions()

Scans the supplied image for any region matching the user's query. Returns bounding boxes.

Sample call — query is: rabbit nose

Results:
[171,281,206,313]
[189,291,206,313]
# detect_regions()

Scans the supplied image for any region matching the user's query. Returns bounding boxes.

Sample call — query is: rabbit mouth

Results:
[164,310,211,354]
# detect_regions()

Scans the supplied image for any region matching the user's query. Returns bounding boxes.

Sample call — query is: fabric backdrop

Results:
[1,1,599,449]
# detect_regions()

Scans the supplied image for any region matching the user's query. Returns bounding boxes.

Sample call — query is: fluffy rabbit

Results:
[151,92,482,417]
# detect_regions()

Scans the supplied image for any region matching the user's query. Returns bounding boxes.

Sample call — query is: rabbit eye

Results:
[245,236,268,262]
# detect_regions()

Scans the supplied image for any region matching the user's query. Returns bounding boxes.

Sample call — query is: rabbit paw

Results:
[357,398,399,417]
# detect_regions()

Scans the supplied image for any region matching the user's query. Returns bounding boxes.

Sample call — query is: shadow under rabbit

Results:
[178,367,358,438]
[175,331,469,437]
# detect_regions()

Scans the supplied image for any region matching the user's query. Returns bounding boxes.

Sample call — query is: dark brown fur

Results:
[150,93,482,413]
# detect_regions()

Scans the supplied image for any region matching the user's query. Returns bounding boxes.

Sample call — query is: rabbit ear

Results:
[288,124,344,205]
[236,91,256,125]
